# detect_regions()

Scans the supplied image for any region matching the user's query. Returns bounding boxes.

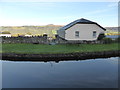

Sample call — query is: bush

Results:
[102,37,113,44]
[97,33,105,40]
[2,31,11,34]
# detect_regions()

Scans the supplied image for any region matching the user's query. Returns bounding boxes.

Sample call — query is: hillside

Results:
[105,27,118,31]
[0,24,63,37]
[105,27,119,35]
[0,25,119,37]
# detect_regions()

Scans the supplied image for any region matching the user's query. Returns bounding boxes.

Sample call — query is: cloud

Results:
[85,9,109,15]
[17,2,56,7]
[0,2,56,8]
[84,3,117,16]
[107,3,118,7]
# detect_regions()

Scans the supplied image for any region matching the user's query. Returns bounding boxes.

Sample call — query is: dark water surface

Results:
[1,57,118,88]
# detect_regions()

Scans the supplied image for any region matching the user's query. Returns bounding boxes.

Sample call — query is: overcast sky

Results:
[0,1,118,27]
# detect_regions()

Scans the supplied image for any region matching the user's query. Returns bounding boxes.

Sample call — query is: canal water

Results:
[106,35,119,39]
[1,57,119,88]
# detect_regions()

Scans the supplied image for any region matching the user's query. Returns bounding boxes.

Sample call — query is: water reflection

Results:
[2,57,118,88]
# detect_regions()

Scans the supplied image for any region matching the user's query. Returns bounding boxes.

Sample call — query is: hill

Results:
[0,24,63,37]
[105,27,118,31]
[0,25,119,37]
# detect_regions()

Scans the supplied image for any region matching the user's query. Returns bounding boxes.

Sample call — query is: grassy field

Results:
[1,43,119,54]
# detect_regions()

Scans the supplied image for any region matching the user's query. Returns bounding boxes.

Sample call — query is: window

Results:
[75,31,79,38]
[93,31,97,38]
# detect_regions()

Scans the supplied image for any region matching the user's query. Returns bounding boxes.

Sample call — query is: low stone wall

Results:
[1,35,49,44]
[0,35,103,44]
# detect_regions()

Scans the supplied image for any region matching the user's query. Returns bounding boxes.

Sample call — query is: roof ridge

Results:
[59,18,106,30]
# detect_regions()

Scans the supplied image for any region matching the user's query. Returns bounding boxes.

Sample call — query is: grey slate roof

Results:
[60,18,106,30]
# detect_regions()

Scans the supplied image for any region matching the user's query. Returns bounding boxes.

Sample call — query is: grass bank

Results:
[1,43,119,54]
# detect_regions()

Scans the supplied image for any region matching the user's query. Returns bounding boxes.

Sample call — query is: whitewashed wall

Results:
[65,24,105,41]
[0,34,11,37]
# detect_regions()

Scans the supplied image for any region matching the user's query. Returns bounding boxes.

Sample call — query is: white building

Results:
[0,34,11,37]
[25,34,32,37]
[57,18,106,41]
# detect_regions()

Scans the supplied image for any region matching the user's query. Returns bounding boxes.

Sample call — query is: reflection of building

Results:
[57,18,106,41]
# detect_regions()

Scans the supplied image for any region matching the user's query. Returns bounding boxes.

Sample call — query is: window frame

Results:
[93,31,97,38]
[75,31,79,38]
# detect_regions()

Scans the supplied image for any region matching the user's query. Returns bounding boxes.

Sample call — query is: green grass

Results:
[1,43,119,54]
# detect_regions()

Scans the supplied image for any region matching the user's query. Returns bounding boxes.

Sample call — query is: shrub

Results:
[102,37,113,44]
[97,33,105,40]
[2,31,11,34]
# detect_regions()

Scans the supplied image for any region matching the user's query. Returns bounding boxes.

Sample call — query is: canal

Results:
[1,57,119,88]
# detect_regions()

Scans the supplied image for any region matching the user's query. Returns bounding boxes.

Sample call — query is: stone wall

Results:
[1,35,100,44]
[1,35,49,44]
